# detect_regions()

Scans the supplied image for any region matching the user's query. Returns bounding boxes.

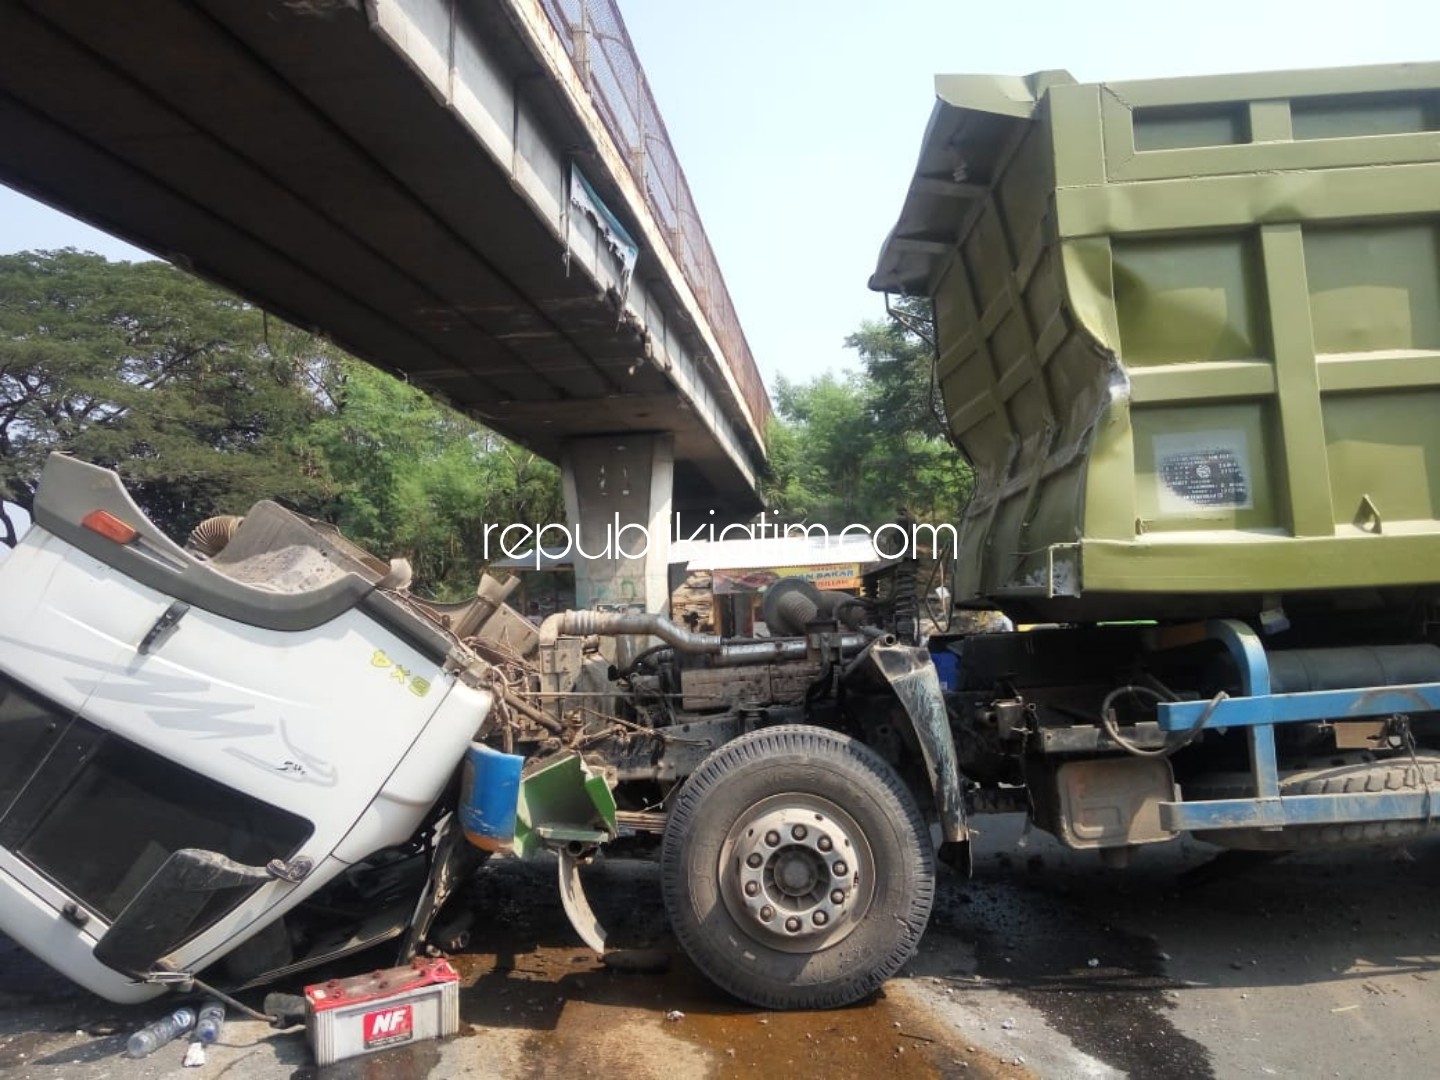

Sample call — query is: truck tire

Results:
[660,724,934,1010]
[1186,753,1440,850]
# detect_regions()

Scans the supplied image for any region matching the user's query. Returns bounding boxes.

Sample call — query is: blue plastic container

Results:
[931,649,960,691]
[459,742,524,852]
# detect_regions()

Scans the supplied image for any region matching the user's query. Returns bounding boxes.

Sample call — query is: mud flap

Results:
[863,643,970,861]
[557,846,606,954]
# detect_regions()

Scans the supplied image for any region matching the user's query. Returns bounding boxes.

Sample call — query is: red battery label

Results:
[363,1004,414,1048]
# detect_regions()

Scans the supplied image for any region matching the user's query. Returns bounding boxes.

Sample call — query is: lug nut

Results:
[833,861,848,877]
[745,881,759,897]
[813,911,828,926]
[791,825,807,841]
[831,889,845,904]
[765,830,781,847]
[785,917,801,933]
[817,836,832,852]
[746,853,763,869]
[760,905,774,922]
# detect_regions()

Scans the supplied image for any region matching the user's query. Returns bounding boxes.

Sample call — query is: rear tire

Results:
[1186,752,1440,850]
[660,725,934,1010]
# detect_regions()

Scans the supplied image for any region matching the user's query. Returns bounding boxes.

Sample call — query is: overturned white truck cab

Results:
[0,455,953,1012]
[0,455,503,1003]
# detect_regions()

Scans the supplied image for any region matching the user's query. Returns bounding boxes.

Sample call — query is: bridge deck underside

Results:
[0,0,758,512]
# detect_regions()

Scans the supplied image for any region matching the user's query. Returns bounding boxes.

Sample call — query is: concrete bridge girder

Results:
[0,0,766,514]
[371,0,763,502]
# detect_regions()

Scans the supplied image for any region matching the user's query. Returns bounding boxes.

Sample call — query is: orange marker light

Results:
[81,510,139,545]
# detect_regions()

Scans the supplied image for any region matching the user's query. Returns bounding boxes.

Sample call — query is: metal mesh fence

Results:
[537,0,771,437]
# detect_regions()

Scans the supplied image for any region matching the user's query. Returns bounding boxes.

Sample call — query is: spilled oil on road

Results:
[447,856,1013,1080]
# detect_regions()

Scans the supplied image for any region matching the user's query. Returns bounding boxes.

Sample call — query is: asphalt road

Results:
[3,816,1439,1079]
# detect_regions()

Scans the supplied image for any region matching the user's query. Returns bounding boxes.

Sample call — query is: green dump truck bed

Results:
[873,63,1440,622]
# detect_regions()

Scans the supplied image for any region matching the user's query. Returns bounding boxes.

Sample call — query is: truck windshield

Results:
[0,675,312,926]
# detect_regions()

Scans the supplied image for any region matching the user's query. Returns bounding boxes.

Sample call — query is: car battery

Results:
[304,958,460,1067]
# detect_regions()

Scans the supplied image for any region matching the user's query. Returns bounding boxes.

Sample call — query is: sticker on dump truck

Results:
[1154,430,1252,513]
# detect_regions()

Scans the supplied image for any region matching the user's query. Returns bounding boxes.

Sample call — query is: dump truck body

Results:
[862,62,1440,934]
[873,63,1440,621]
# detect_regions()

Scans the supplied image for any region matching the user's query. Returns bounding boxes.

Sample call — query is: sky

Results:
[616,0,1437,386]
[1,0,1436,394]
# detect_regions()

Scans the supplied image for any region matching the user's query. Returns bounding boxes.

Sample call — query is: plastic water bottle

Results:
[195,1000,226,1045]
[126,1006,196,1058]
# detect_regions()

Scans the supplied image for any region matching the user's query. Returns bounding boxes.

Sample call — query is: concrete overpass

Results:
[0,0,770,608]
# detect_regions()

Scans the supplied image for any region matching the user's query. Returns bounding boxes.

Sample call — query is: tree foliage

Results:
[761,297,972,533]
[1,250,968,596]
[0,250,329,544]
[0,250,560,599]
[306,362,562,593]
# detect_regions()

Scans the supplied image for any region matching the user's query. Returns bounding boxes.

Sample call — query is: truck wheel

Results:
[660,724,934,1010]
[1187,752,1440,850]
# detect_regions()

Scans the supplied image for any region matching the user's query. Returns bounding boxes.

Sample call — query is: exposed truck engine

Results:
[0,454,957,1012]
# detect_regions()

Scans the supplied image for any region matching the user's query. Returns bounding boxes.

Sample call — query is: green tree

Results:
[847,298,973,531]
[762,298,972,532]
[766,372,873,523]
[0,250,562,599]
[0,249,330,544]
[307,361,562,598]
[844,295,949,445]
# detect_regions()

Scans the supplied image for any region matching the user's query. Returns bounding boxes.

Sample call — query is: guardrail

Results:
[537,0,771,439]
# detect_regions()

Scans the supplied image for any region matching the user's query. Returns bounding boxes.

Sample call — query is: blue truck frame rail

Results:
[1153,620,1440,833]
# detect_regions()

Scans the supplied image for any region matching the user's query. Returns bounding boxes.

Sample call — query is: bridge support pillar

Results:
[561,434,674,614]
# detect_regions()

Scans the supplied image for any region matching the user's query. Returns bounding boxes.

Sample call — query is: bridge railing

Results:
[537,0,771,438]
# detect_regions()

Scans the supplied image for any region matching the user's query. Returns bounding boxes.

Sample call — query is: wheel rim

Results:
[717,793,876,954]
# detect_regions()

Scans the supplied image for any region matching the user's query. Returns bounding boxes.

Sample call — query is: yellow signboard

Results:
[712,564,861,594]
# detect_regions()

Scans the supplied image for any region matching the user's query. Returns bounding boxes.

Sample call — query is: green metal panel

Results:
[1113,234,1268,364]
[1304,223,1440,353]
[513,752,616,859]
[872,63,1440,620]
